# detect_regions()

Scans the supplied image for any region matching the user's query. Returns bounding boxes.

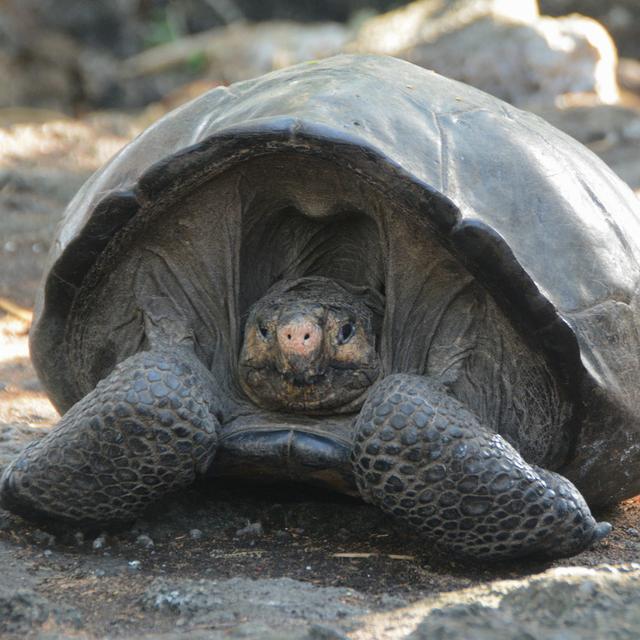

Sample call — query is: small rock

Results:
[32,530,55,548]
[379,593,407,607]
[235,522,264,539]
[94,569,106,577]
[0,587,82,634]
[627,527,639,537]
[135,534,155,549]
[274,530,292,542]
[128,560,142,571]
[307,623,349,640]
[336,528,350,542]
[92,534,107,550]
[189,529,203,540]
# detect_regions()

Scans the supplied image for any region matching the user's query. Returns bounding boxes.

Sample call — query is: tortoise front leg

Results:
[351,374,610,561]
[0,347,219,525]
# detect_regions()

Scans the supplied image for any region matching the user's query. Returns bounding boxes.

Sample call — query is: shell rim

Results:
[31,119,585,414]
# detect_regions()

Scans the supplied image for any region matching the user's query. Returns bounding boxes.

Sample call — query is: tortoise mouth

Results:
[244,363,329,388]
[282,371,326,387]
[238,361,379,415]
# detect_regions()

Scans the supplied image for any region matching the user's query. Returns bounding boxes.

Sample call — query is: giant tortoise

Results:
[2,55,640,560]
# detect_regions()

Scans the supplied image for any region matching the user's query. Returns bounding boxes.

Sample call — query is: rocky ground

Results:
[1,100,640,638]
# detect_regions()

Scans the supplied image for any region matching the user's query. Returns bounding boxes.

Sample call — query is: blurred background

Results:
[1,0,640,310]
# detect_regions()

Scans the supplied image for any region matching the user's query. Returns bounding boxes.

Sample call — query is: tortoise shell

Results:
[31,55,640,505]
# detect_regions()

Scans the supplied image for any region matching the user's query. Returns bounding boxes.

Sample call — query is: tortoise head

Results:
[238,277,382,414]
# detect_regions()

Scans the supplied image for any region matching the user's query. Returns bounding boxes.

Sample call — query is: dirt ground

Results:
[1,110,639,639]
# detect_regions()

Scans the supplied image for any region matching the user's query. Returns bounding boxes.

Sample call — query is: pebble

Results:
[307,624,349,640]
[128,560,142,571]
[32,530,55,547]
[43,549,53,558]
[94,569,106,577]
[336,528,350,542]
[235,522,264,539]
[627,527,639,538]
[92,534,107,550]
[189,528,203,540]
[135,534,155,549]
[379,593,407,607]
[274,530,292,542]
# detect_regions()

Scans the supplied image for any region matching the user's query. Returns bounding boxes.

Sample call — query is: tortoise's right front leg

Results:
[0,348,219,525]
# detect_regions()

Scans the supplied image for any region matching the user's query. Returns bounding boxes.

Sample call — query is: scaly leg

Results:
[351,374,610,560]
[0,348,218,525]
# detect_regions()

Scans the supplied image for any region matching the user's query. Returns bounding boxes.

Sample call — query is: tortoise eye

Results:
[258,324,269,339]
[338,322,355,344]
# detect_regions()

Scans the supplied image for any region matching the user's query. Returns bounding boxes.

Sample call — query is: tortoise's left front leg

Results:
[0,347,219,525]
[351,374,610,561]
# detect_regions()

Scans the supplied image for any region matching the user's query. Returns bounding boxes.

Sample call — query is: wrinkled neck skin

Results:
[238,276,383,415]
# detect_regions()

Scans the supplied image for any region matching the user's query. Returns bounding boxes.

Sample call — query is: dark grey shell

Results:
[32,55,640,505]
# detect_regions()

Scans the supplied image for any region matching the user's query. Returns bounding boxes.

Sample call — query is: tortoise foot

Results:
[0,348,219,525]
[351,374,609,561]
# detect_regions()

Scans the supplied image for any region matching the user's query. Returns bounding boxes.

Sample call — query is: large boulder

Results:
[350,0,619,107]
[410,565,640,640]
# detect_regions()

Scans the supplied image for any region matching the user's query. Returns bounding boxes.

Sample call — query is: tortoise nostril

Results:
[279,321,320,352]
